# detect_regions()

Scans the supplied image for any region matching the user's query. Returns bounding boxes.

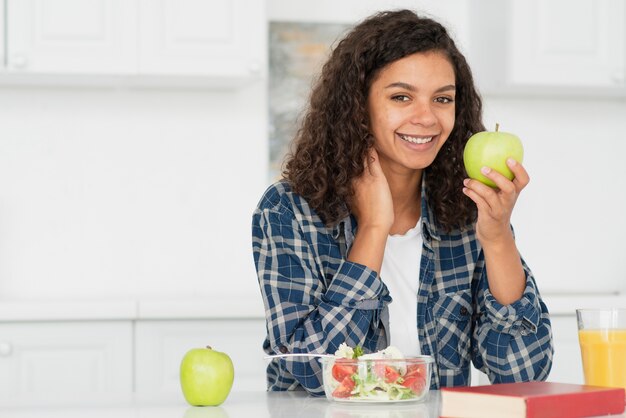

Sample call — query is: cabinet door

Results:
[6,0,137,74]
[508,0,625,87]
[135,319,267,397]
[0,321,133,402]
[137,0,266,78]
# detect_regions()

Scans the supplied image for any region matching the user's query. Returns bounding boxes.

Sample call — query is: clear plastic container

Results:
[319,356,434,403]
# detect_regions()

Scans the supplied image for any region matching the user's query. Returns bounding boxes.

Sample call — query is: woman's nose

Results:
[410,101,437,126]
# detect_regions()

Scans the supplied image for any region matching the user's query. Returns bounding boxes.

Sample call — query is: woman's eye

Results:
[391,95,410,102]
[434,96,454,104]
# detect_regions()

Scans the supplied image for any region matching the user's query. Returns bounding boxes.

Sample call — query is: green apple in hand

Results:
[180,346,234,406]
[463,123,524,188]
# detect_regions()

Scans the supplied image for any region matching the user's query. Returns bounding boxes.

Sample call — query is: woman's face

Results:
[367,51,456,174]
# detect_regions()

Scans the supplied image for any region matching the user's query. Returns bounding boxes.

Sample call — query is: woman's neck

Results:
[381,164,423,235]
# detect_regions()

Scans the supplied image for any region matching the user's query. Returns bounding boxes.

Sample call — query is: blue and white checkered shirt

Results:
[252,180,553,395]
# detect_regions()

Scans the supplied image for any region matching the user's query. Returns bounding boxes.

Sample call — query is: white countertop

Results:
[0,389,623,418]
[0,293,624,322]
[0,294,266,321]
[0,390,440,418]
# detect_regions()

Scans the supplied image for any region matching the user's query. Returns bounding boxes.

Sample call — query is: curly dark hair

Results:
[283,9,483,231]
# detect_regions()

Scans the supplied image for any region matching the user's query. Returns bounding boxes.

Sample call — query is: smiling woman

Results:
[252,9,553,396]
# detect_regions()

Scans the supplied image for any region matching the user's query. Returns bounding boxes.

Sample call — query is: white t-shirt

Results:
[380,219,422,356]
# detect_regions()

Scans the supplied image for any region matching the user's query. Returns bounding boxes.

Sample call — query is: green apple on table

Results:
[180,345,235,406]
[463,123,524,188]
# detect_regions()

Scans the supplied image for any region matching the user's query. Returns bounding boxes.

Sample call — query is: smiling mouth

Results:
[398,134,434,144]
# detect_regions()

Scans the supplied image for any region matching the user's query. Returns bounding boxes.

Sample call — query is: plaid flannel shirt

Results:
[252,180,553,395]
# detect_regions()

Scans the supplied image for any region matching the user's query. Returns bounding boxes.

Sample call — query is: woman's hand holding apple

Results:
[462,159,529,305]
[462,158,529,245]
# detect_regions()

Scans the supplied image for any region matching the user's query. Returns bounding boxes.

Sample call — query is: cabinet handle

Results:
[10,54,29,70]
[0,342,12,357]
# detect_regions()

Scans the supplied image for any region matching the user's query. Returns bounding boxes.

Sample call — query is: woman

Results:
[252,9,553,395]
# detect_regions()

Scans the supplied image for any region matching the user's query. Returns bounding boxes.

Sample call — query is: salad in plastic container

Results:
[320,344,434,403]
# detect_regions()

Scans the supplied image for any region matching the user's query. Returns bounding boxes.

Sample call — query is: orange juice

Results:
[578,329,626,391]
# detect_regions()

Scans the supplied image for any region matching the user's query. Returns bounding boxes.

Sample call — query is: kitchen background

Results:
[0,0,625,405]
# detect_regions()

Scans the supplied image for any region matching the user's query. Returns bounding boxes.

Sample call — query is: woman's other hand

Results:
[347,148,393,274]
[351,148,394,232]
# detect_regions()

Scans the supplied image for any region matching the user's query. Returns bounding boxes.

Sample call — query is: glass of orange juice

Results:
[576,308,626,391]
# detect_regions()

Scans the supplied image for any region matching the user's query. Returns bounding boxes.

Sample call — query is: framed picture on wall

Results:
[268,21,351,180]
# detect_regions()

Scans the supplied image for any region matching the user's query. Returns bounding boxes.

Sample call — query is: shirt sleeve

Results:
[471,255,554,383]
[252,203,389,395]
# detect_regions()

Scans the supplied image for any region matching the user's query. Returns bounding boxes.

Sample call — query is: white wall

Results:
[484,98,626,294]
[0,84,268,302]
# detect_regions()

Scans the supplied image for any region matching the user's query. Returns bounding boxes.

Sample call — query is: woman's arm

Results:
[471,254,554,382]
[462,158,529,304]
[252,190,389,395]
[463,160,553,381]
[348,148,394,273]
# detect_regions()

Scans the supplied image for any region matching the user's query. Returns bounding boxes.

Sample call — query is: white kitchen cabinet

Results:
[508,0,625,87]
[3,0,266,85]
[134,319,268,396]
[468,0,626,95]
[6,0,138,74]
[0,321,133,403]
[137,0,266,78]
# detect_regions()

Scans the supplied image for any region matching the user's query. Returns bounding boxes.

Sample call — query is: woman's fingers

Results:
[462,180,492,213]
[366,148,383,176]
[507,158,530,190]
[479,166,516,194]
[352,147,394,230]
[464,160,530,244]
[470,159,529,194]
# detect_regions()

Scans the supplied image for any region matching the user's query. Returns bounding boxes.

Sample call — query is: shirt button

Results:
[279,345,289,354]
[460,307,469,316]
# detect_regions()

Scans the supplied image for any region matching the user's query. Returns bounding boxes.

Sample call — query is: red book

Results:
[440,381,625,418]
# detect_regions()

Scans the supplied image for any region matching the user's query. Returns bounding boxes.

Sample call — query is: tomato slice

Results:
[401,374,426,394]
[384,366,401,383]
[404,363,426,379]
[402,364,427,394]
[332,359,357,382]
[332,376,355,398]
[372,361,402,383]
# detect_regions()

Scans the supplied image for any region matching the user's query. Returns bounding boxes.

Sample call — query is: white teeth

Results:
[400,134,433,144]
